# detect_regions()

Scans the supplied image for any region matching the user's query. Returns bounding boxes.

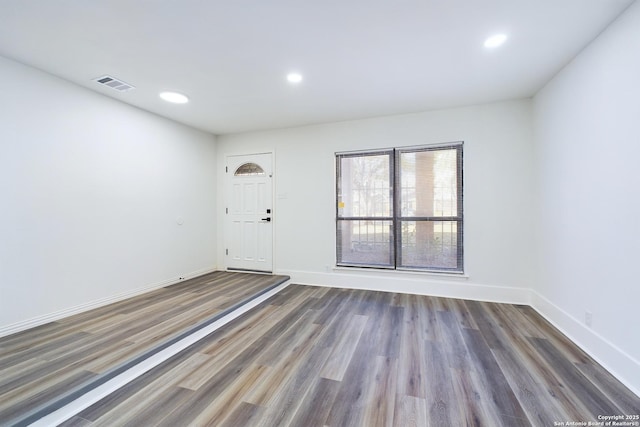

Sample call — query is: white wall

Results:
[533,1,640,394]
[1,1,636,395]
[0,56,218,333]
[217,99,535,302]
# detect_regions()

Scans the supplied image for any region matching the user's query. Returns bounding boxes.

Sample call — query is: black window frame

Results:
[336,142,464,273]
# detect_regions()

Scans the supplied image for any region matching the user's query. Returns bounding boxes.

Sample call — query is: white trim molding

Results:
[0,266,218,338]
[280,269,531,305]
[280,269,639,396]
[29,280,290,427]
[530,291,640,397]
[3,266,637,398]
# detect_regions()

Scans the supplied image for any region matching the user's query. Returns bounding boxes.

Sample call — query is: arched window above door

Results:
[234,162,265,176]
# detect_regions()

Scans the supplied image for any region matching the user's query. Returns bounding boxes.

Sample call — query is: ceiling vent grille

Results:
[93,75,135,92]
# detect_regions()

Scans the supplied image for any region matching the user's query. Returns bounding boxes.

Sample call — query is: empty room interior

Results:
[1,1,639,426]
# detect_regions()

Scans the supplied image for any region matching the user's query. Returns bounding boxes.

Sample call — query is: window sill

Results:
[333,265,469,280]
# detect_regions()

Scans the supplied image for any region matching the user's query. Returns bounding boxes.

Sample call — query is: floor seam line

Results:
[9,277,290,427]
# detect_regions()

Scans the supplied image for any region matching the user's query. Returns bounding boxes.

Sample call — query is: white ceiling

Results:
[0,0,634,135]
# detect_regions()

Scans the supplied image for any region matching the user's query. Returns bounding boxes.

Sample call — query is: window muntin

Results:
[336,143,463,272]
[234,162,265,176]
[398,149,458,218]
[398,220,460,270]
[337,220,394,267]
[336,151,394,268]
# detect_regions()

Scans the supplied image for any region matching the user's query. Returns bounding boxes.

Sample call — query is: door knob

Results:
[261,217,271,222]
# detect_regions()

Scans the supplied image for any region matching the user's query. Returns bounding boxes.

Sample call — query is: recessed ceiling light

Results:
[159,91,189,104]
[286,73,303,84]
[484,34,508,48]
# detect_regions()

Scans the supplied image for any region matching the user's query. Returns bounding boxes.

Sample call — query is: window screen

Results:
[336,151,394,268]
[336,143,463,272]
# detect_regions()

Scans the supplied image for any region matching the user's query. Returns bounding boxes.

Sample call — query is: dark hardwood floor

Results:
[0,271,289,424]
[28,284,638,427]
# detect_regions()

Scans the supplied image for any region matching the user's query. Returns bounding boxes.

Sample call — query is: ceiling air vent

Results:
[93,75,135,92]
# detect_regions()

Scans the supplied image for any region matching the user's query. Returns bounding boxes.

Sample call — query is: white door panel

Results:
[225,153,273,272]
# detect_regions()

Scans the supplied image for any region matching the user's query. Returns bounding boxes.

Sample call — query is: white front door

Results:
[225,153,273,272]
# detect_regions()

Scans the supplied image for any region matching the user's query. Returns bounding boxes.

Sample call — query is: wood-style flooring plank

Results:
[461,328,531,425]
[393,394,428,427]
[178,306,285,390]
[449,365,499,426]
[0,357,100,414]
[396,294,427,399]
[419,294,443,343]
[243,316,324,407]
[218,401,264,427]
[324,314,382,427]
[88,353,207,426]
[424,339,457,426]
[148,299,319,426]
[187,363,269,427]
[373,304,403,359]
[3,283,639,426]
[253,345,331,427]
[319,313,367,381]
[289,377,339,426]
[0,369,96,422]
[492,346,568,425]
[0,271,288,424]
[437,310,471,371]
[530,336,624,419]
[517,305,593,364]
[446,297,480,330]
[576,362,640,414]
[360,355,397,427]
[464,300,506,350]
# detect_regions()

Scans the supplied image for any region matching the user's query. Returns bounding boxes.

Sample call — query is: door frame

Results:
[224,150,276,273]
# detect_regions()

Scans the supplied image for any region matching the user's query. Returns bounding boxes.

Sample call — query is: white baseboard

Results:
[530,291,640,397]
[279,269,531,305]
[30,280,291,427]
[0,266,219,338]
[280,269,639,396]
[3,266,637,398]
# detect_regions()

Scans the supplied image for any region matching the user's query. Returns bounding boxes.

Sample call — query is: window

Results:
[336,143,463,272]
[234,162,265,176]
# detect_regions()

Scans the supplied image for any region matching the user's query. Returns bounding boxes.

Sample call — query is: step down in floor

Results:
[11,275,290,427]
